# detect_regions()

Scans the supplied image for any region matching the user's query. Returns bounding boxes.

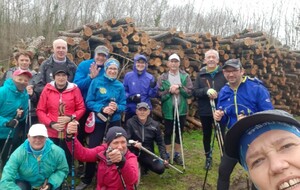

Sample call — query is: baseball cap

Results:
[95,45,109,56]
[52,64,69,76]
[222,59,243,69]
[225,109,300,161]
[136,102,150,110]
[168,53,180,62]
[28,124,48,137]
[13,69,32,78]
[105,126,128,145]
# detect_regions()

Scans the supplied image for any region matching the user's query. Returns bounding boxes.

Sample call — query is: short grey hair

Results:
[205,49,219,60]
[53,39,67,49]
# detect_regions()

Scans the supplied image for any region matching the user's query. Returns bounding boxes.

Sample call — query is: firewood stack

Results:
[8,17,300,129]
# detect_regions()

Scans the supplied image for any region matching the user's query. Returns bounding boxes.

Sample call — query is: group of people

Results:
[0,38,193,190]
[0,37,297,190]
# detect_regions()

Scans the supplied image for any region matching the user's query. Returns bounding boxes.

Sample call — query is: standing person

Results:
[66,124,138,190]
[127,102,168,175]
[73,45,109,173]
[36,64,85,172]
[76,58,126,189]
[34,39,77,96]
[0,69,32,168]
[157,53,193,165]
[192,49,227,170]
[123,54,157,125]
[0,51,36,86]
[214,59,274,190]
[224,109,300,190]
[0,124,69,190]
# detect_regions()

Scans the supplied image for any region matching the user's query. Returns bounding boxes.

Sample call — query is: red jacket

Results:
[67,138,138,190]
[37,81,85,138]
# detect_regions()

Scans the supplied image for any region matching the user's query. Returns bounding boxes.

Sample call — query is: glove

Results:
[207,88,217,97]
[5,119,18,128]
[150,80,156,88]
[130,94,141,103]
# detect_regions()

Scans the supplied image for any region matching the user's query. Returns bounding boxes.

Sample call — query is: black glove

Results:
[129,94,141,103]
[150,80,156,88]
[5,119,18,128]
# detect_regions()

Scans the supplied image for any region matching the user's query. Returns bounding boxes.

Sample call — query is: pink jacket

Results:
[37,81,85,138]
[67,138,138,190]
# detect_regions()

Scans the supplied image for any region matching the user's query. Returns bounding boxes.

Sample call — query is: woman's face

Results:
[246,130,300,190]
[106,65,118,79]
[54,73,68,88]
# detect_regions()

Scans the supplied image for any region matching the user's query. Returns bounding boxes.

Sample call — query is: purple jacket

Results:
[123,54,157,115]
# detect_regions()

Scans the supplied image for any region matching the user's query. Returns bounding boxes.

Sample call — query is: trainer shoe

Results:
[173,155,183,166]
[75,181,90,190]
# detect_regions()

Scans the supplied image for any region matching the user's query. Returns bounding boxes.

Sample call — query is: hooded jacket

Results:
[193,66,227,116]
[126,115,168,160]
[0,78,28,139]
[67,138,138,190]
[36,81,85,138]
[217,76,274,129]
[123,54,157,115]
[0,139,69,189]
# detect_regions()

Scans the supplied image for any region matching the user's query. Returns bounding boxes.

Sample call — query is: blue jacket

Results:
[86,75,126,123]
[0,139,69,189]
[217,76,273,129]
[0,79,28,139]
[123,55,157,115]
[73,59,105,101]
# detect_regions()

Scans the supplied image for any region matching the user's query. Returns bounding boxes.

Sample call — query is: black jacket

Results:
[193,66,227,116]
[126,115,168,160]
[34,55,77,95]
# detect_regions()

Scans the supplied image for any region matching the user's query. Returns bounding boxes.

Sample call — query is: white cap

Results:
[28,124,48,137]
[168,53,180,62]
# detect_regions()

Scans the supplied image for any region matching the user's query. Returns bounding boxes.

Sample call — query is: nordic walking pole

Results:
[175,97,186,170]
[209,99,224,156]
[202,120,218,190]
[128,140,183,174]
[0,119,19,171]
[170,100,177,165]
[70,116,77,190]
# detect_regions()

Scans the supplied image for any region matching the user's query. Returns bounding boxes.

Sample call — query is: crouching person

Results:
[127,102,169,175]
[66,122,138,190]
[0,124,69,190]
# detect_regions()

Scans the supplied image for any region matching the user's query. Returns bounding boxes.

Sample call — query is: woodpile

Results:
[7,17,300,129]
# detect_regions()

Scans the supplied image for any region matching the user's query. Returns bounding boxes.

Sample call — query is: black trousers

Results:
[81,120,121,184]
[164,116,186,145]
[138,151,165,175]
[217,153,257,190]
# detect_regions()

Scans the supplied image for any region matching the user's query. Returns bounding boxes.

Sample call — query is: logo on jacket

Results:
[99,87,107,94]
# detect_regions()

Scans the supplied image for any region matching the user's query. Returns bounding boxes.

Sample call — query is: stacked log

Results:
[7,17,300,129]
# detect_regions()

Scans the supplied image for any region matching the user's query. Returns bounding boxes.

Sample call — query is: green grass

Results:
[80,129,249,190]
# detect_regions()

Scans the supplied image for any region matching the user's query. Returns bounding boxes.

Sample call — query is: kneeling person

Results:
[0,124,69,190]
[127,102,168,175]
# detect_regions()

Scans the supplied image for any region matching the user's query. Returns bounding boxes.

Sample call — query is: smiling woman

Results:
[225,109,300,190]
